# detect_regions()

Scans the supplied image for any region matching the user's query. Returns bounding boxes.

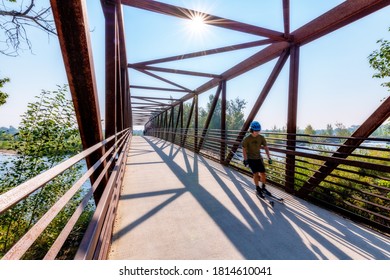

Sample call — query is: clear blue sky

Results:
[0,0,389,131]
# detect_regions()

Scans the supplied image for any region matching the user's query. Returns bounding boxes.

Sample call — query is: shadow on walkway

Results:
[108,136,390,260]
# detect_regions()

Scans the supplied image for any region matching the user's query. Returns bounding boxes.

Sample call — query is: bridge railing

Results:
[0,129,132,260]
[147,128,390,233]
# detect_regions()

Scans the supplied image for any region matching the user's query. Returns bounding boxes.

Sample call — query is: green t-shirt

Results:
[242,134,267,159]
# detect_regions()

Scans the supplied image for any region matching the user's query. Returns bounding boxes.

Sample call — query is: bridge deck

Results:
[108,136,390,260]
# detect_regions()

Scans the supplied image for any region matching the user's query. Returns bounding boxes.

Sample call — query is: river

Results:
[0,152,90,190]
[0,152,16,176]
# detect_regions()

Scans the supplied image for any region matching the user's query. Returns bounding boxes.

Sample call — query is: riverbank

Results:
[0,149,17,155]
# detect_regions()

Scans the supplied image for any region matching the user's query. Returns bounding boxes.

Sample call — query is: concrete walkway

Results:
[108,136,390,260]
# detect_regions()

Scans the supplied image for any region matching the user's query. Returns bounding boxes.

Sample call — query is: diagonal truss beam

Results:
[225,49,290,164]
[133,68,192,92]
[121,0,285,40]
[132,96,181,101]
[298,96,390,197]
[174,41,290,107]
[129,85,191,93]
[133,39,273,65]
[132,100,170,106]
[131,102,170,107]
[129,64,221,79]
[292,0,390,46]
[196,82,223,153]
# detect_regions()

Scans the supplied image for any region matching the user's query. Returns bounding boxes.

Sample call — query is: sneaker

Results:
[256,186,265,198]
[261,185,271,196]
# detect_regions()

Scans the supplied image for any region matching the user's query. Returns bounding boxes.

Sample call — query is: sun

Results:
[180,6,214,43]
[190,14,206,32]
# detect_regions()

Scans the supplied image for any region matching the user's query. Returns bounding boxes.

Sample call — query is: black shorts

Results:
[247,158,266,173]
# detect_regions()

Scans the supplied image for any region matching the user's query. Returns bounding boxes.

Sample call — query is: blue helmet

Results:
[250,121,261,131]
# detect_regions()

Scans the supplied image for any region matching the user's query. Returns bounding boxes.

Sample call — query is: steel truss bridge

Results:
[0,0,389,260]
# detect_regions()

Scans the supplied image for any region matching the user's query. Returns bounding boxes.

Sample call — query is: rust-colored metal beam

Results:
[102,0,131,132]
[220,80,227,163]
[298,96,390,197]
[285,45,300,193]
[173,102,183,144]
[114,0,128,70]
[51,0,105,200]
[182,97,196,146]
[121,0,285,40]
[174,41,290,108]
[292,0,390,46]
[132,101,170,107]
[116,37,124,133]
[129,85,191,93]
[133,68,192,92]
[115,0,132,130]
[194,94,199,152]
[129,64,221,79]
[283,0,290,37]
[101,1,117,141]
[224,49,290,164]
[132,96,181,100]
[133,39,274,66]
[196,82,223,153]
[168,106,175,142]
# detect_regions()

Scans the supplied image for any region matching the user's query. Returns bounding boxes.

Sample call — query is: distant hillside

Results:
[0,126,18,135]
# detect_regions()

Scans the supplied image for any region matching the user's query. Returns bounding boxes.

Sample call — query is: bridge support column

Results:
[51,0,106,203]
[220,80,227,164]
[285,44,300,193]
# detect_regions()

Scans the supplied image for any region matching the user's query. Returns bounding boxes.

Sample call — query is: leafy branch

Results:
[368,27,390,91]
[0,77,10,106]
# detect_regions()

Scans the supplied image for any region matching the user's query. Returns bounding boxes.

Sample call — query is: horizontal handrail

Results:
[75,131,131,259]
[0,128,132,260]
[0,130,128,214]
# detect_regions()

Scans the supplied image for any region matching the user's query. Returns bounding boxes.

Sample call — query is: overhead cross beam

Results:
[121,0,285,40]
[132,68,192,92]
[133,39,273,66]
[130,64,221,79]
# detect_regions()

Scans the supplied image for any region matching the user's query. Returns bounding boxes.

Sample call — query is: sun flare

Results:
[181,4,215,44]
[190,14,206,30]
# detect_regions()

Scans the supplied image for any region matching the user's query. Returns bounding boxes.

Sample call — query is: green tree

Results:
[199,94,247,130]
[182,102,194,128]
[227,97,247,130]
[335,122,350,137]
[368,27,390,134]
[199,94,221,129]
[325,124,334,136]
[368,27,390,91]
[304,124,315,135]
[0,85,85,259]
[0,77,10,106]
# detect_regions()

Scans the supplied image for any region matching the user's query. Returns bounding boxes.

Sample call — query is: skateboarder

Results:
[242,121,272,198]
